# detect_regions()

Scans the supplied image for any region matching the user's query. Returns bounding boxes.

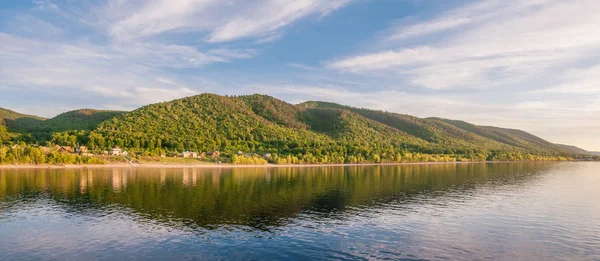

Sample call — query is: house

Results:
[76,146,93,156]
[75,146,88,154]
[208,151,220,158]
[110,146,128,156]
[264,153,272,159]
[110,146,122,155]
[58,146,72,153]
[181,151,198,158]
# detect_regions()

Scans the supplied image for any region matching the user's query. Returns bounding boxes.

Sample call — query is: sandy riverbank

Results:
[0,161,570,169]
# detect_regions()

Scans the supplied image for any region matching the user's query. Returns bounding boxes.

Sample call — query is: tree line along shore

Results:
[1,93,598,166]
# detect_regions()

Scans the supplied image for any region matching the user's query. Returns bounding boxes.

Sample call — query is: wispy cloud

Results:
[0,0,352,115]
[104,0,352,43]
[0,0,597,150]
[328,0,600,90]
[0,33,209,113]
[543,64,600,94]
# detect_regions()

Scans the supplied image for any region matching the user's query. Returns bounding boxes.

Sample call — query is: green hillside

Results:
[1,93,595,165]
[0,107,46,131]
[301,102,512,151]
[88,94,587,161]
[239,95,427,151]
[38,109,124,132]
[0,107,124,142]
[93,94,341,161]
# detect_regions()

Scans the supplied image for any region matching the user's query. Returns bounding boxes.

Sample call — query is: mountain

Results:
[85,94,584,162]
[93,94,335,156]
[0,107,45,131]
[240,95,428,152]
[553,144,595,156]
[300,102,513,151]
[1,94,593,163]
[429,118,566,154]
[1,107,124,142]
[37,109,125,132]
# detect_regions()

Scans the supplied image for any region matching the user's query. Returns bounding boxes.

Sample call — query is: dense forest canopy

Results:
[0,93,597,165]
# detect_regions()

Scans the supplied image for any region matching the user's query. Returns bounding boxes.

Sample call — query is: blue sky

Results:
[0,0,599,151]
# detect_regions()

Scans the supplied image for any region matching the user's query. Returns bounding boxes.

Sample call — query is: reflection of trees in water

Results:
[0,163,556,230]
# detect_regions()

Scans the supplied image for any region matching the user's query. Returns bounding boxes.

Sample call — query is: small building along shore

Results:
[181,151,198,158]
[58,146,72,153]
[110,146,128,156]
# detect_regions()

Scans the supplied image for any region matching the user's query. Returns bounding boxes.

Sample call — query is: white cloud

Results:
[543,64,600,94]
[388,17,471,40]
[246,83,465,116]
[0,0,352,116]
[387,0,555,41]
[109,42,234,68]
[329,47,434,72]
[0,33,211,113]
[254,32,284,44]
[206,48,258,59]
[105,0,352,43]
[1,0,597,150]
[328,0,600,90]
[514,101,548,109]
[33,0,59,11]
[205,0,350,43]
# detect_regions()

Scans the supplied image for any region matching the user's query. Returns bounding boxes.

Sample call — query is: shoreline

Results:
[0,160,577,169]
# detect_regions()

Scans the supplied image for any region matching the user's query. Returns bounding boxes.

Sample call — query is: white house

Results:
[110,146,128,156]
[181,151,198,158]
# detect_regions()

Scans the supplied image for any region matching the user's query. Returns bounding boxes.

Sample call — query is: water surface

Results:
[0,162,599,260]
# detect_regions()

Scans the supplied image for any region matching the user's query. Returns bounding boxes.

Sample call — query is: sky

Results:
[0,0,598,151]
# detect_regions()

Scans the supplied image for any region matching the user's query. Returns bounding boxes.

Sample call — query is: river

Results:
[0,162,598,260]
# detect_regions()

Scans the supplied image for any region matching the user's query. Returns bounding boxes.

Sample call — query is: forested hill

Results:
[0,107,45,130]
[0,107,124,141]
[37,109,125,132]
[91,94,591,157]
[1,93,595,163]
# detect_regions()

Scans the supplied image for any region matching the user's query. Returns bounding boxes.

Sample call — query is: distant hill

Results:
[0,107,46,131]
[429,118,570,154]
[94,94,333,154]
[87,94,585,160]
[0,107,124,141]
[39,109,125,132]
[1,94,592,161]
[552,144,593,156]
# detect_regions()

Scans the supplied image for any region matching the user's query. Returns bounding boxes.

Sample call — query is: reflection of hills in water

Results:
[0,163,556,230]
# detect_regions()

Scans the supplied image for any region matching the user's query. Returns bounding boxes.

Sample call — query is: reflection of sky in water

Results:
[0,162,599,260]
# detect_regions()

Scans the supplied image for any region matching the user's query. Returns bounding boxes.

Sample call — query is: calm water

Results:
[0,162,598,260]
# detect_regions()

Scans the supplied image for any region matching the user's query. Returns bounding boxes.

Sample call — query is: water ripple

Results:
[0,162,598,260]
